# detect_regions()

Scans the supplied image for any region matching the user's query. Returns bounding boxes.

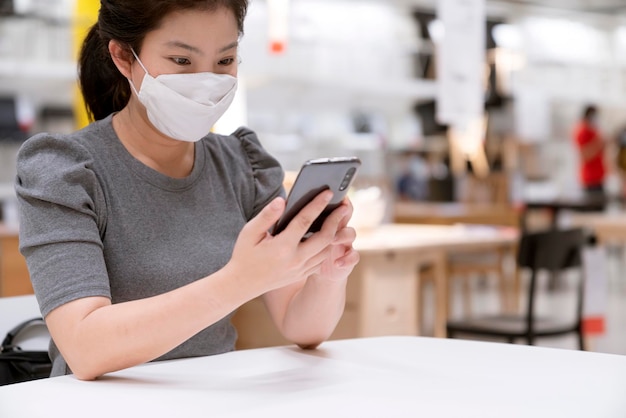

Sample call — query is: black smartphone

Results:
[272,157,362,237]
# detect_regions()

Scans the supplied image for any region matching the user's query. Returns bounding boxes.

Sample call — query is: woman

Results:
[15,0,358,381]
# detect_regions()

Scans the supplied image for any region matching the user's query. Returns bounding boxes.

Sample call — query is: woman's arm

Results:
[262,198,360,348]
[45,270,255,381]
[45,191,338,381]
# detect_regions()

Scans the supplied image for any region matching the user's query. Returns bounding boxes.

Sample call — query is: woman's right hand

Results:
[225,190,344,296]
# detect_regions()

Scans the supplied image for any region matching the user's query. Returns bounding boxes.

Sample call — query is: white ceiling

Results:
[397,0,626,16]
[497,0,626,14]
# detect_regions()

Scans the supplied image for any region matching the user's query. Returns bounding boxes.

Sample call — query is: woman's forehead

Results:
[145,8,239,52]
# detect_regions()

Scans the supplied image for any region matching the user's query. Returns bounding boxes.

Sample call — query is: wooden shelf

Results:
[0,223,32,297]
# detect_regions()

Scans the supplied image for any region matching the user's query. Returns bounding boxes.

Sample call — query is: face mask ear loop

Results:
[130,48,150,74]
[128,48,150,96]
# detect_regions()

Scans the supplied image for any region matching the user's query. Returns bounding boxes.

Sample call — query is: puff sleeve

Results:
[14,133,110,317]
[232,127,285,220]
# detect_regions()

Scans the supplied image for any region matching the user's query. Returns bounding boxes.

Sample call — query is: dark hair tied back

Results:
[78,0,249,121]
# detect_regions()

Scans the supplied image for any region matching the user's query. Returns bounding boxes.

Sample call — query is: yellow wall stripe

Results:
[72,0,100,129]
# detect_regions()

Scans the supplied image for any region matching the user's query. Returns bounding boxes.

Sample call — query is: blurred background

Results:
[1,0,626,354]
[3,0,626,213]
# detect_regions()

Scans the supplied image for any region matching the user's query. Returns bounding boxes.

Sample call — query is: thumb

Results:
[246,197,285,242]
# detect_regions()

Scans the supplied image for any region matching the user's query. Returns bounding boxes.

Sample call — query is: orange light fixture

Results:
[267,0,289,55]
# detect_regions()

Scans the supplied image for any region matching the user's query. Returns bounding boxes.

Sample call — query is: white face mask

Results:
[128,49,238,142]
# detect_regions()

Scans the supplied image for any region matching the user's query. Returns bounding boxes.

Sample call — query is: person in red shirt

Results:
[573,105,606,198]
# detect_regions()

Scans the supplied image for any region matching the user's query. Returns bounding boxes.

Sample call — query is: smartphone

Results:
[272,157,362,237]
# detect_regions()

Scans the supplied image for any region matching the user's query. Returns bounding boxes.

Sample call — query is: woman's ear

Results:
[108,40,133,79]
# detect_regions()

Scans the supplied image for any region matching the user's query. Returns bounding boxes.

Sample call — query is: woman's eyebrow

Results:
[219,41,239,53]
[164,40,203,54]
[163,40,238,54]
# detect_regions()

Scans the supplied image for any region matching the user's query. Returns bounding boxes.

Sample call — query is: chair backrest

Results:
[517,228,586,271]
[517,228,587,331]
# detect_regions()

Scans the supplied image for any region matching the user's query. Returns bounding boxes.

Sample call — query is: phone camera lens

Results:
[338,167,357,191]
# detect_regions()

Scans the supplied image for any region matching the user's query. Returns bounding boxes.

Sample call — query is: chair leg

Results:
[527,336,535,346]
[462,278,472,316]
[496,249,507,312]
[417,264,434,335]
[417,272,425,334]
[507,337,515,344]
[578,330,586,351]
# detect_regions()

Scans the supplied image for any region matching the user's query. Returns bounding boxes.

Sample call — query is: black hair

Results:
[78,0,248,121]
[583,105,597,121]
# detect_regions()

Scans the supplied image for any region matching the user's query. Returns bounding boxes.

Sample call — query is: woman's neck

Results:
[112,106,196,179]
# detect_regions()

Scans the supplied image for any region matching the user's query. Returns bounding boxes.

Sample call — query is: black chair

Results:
[446,228,588,350]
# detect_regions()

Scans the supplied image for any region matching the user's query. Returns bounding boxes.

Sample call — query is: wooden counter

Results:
[566,212,626,245]
[0,223,32,297]
[394,201,520,227]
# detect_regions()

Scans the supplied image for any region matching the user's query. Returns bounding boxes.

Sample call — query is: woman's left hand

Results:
[316,198,360,282]
[262,197,360,348]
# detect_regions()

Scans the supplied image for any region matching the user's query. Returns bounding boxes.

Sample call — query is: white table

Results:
[1,336,624,417]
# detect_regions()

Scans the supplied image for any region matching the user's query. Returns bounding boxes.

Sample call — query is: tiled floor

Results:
[420,251,626,356]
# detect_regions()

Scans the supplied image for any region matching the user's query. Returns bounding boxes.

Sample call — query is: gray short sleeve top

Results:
[15,115,284,375]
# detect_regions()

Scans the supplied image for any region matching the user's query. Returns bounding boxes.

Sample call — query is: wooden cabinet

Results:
[0,224,33,297]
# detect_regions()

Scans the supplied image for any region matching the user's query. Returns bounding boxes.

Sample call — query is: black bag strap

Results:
[0,351,51,363]
[1,317,46,351]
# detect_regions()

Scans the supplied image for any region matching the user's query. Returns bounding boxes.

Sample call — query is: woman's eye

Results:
[171,57,191,66]
[218,57,236,66]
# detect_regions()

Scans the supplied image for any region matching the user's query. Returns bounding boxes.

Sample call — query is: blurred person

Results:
[396,153,428,201]
[615,125,626,196]
[15,0,359,381]
[572,105,607,199]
